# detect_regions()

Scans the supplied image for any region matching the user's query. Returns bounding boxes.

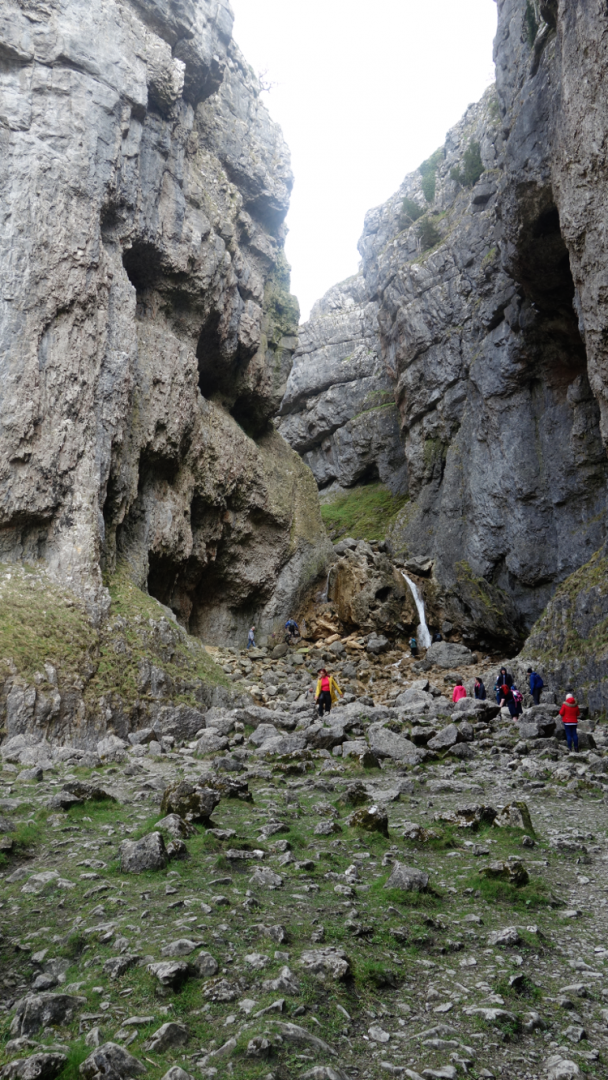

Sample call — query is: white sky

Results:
[229,0,498,322]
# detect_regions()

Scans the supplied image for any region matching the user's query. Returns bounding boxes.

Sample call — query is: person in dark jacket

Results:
[432,631,443,643]
[474,677,486,700]
[527,667,544,706]
[409,637,418,657]
[494,667,513,704]
[499,679,518,719]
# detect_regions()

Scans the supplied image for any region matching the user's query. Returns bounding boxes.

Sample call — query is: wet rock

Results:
[384,863,429,893]
[346,804,388,836]
[120,833,168,874]
[79,1043,146,1080]
[299,948,350,980]
[160,782,220,823]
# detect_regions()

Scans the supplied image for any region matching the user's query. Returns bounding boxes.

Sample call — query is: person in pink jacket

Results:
[452,679,467,704]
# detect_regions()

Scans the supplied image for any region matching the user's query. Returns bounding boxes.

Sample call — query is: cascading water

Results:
[401,572,432,649]
[321,568,332,603]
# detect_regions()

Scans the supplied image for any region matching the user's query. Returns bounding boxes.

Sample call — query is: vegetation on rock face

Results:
[400,196,424,227]
[320,483,409,543]
[419,147,444,204]
[450,140,484,188]
[417,216,442,251]
[524,0,540,46]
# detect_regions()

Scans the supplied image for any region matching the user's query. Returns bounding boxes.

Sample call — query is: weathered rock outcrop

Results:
[0,0,331,646]
[278,276,407,495]
[281,0,608,652]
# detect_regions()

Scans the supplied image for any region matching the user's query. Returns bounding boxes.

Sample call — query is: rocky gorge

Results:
[2,1,608,1079]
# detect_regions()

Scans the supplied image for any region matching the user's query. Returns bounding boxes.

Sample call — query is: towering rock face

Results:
[278,277,408,496]
[0,0,331,644]
[281,0,608,651]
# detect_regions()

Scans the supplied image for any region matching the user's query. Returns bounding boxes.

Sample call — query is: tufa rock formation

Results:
[281,0,608,654]
[0,0,331,647]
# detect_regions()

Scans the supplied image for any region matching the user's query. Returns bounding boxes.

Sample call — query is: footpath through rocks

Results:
[1,634,608,1080]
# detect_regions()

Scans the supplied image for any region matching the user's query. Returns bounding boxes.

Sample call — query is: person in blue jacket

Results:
[527,667,544,706]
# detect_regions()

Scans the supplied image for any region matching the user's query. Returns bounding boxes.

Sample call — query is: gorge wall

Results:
[280,0,608,658]
[0,0,331,650]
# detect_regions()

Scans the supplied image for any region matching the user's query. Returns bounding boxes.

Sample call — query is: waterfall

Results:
[321,568,332,603]
[401,572,432,649]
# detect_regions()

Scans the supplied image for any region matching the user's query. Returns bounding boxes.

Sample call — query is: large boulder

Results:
[366,723,421,762]
[160,782,220,823]
[427,724,464,751]
[424,642,476,668]
[493,802,533,831]
[299,947,350,980]
[79,1044,146,1080]
[326,546,417,635]
[346,805,388,836]
[0,1054,67,1080]
[154,705,207,741]
[194,730,230,756]
[384,863,429,893]
[119,833,168,874]
[10,993,86,1037]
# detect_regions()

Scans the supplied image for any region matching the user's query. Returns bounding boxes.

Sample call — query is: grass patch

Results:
[56,1042,90,1080]
[320,483,409,543]
[464,871,553,909]
[354,958,401,989]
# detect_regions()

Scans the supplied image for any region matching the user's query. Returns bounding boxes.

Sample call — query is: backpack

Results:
[513,689,523,704]
[500,684,511,698]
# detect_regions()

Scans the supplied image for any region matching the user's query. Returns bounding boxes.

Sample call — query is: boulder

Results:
[305,724,345,751]
[493,801,533,832]
[79,1044,146,1080]
[487,927,522,947]
[249,869,283,889]
[155,815,194,840]
[96,736,127,763]
[424,642,476,669]
[346,804,388,836]
[146,1023,189,1052]
[299,948,350,980]
[160,782,220,823]
[194,730,229,756]
[480,859,529,887]
[0,1054,67,1080]
[102,956,139,980]
[147,962,190,989]
[434,805,497,830]
[190,952,219,979]
[366,723,420,762]
[427,724,464,751]
[119,833,168,874]
[60,781,116,804]
[384,862,429,893]
[519,719,556,740]
[366,633,390,655]
[338,781,368,807]
[160,940,197,958]
[10,994,86,1037]
[248,724,280,747]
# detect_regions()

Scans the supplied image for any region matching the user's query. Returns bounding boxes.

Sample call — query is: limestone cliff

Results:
[0,0,331,651]
[281,0,608,654]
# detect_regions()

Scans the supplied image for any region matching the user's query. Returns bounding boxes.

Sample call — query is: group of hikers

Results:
[452,667,582,751]
[247,619,300,650]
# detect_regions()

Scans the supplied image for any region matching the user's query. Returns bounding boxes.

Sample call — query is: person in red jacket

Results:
[452,679,467,704]
[559,693,580,752]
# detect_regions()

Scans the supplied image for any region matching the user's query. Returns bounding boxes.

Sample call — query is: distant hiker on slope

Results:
[409,636,418,657]
[315,667,343,717]
[499,679,518,720]
[474,677,486,700]
[247,626,256,650]
[560,692,580,752]
[452,679,467,704]
[527,667,544,706]
[494,666,513,704]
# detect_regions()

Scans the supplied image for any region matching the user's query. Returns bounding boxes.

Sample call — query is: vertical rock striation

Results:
[0,0,331,644]
[281,0,608,651]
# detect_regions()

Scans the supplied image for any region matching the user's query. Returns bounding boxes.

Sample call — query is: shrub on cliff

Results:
[400,197,424,227]
[417,216,442,251]
[419,148,444,204]
[450,140,484,188]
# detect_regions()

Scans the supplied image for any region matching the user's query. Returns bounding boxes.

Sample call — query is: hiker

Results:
[499,679,518,720]
[474,677,486,700]
[315,667,343,717]
[247,625,256,650]
[559,692,580,752]
[409,636,418,657]
[452,679,467,704]
[494,666,513,704]
[527,667,544,706]
[512,685,524,717]
[285,618,300,643]
[432,631,443,643]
